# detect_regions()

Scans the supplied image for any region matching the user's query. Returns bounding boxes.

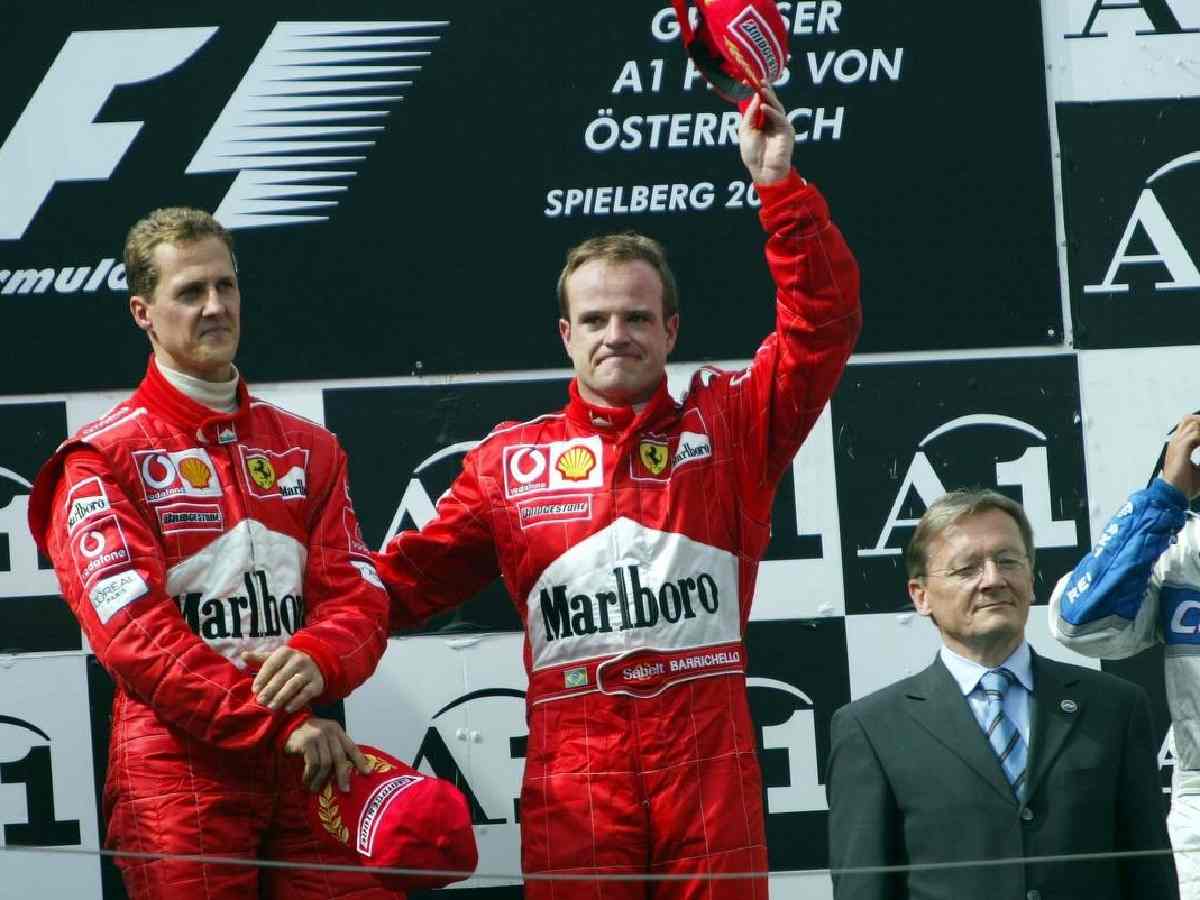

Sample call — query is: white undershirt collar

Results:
[158,360,240,414]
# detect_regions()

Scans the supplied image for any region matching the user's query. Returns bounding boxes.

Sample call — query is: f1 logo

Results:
[0,28,217,240]
[0,21,447,240]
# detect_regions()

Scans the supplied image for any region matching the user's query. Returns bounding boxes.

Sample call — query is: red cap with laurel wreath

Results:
[308,744,477,891]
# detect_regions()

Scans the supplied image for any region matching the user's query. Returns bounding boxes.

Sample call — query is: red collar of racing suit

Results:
[564,377,677,441]
[134,355,253,446]
[25,356,254,557]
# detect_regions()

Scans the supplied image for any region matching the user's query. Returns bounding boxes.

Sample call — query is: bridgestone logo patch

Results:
[518,495,593,529]
[156,502,225,534]
[164,511,221,526]
[729,6,784,80]
[522,501,588,519]
[356,775,422,856]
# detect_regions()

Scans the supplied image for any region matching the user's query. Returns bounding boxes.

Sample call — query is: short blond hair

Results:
[556,232,678,321]
[123,207,235,299]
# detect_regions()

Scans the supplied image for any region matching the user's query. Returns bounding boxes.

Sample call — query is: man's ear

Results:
[559,318,571,354]
[908,578,932,618]
[129,294,152,334]
[664,313,679,355]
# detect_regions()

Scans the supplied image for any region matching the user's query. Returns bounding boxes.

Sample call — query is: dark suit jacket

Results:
[826,649,1177,900]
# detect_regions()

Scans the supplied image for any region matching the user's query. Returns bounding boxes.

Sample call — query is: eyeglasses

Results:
[924,553,1029,584]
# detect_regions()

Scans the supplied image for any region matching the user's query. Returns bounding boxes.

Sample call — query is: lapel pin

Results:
[1060,699,1078,714]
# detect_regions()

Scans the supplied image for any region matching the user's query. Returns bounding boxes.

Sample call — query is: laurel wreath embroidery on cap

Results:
[318,753,398,844]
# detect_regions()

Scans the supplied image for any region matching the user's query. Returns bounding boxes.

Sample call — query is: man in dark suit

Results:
[826,488,1177,900]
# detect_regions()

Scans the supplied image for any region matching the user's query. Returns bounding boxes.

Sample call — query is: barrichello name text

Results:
[540,564,720,640]
[175,570,304,641]
[671,649,740,672]
[622,649,741,682]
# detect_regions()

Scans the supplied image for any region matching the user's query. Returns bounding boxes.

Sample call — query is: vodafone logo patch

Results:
[131,448,221,504]
[68,514,132,586]
[503,436,604,498]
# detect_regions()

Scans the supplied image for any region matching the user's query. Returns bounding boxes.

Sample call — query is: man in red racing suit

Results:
[27,208,397,899]
[373,89,861,898]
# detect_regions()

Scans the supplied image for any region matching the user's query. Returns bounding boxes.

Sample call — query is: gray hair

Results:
[905,489,1036,579]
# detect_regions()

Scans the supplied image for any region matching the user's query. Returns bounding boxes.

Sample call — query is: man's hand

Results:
[1162,415,1200,499]
[738,85,795,186]
[284,717,371,792]
[243,646,324,713]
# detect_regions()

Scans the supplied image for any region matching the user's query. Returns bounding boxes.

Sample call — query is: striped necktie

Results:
[979,668,1027,802]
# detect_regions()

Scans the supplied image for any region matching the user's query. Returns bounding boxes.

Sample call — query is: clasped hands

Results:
[242,645,369,792]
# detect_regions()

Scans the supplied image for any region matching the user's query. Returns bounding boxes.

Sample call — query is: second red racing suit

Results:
[374,170,861,899]
[28,359,396,900]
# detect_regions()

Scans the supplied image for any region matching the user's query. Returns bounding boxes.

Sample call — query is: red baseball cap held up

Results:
[307,744,478,891]
[671,0,789,106]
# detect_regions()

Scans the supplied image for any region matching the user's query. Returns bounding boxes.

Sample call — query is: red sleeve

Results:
[696,171,861,514]
[41,448,309,750]
[288,443,389,702]
[372,447,500,631]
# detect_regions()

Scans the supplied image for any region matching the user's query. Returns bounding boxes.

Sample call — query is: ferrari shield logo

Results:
[639,440,669,476]
[246,455,277,490]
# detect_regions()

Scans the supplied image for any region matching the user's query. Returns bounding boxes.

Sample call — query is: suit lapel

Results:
[1025,651,1083,804]
[902,656,1017,805]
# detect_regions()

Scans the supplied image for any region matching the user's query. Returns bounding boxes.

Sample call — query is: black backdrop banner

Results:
[1,1,1058,394]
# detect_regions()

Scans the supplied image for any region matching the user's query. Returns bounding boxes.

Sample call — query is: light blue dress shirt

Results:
[940,641,1033,746]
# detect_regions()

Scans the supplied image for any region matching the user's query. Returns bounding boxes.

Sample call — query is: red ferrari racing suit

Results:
[28,358,396,900]
[374,171,861,899]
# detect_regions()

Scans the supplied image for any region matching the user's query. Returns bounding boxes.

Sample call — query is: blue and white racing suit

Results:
[1050,478,1195,895]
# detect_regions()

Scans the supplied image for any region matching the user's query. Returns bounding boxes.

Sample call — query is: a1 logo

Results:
[0,719,80,847]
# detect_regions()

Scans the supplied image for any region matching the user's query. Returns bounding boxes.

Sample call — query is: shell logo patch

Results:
[502,435,604,498]
[556,446,596,481]
[131,448,222,504]
[178,456,213,489]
